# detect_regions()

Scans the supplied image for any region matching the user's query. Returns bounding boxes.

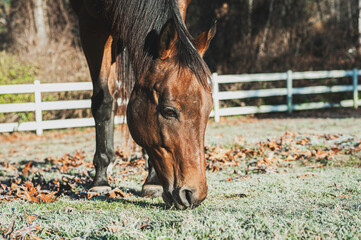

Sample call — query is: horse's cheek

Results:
[127,102,144,146]
[127,94,155,148]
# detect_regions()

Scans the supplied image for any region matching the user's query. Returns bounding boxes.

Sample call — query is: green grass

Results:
[0,51,36,86]
[0,51,92,123]
[1,168,360,239]
[0,51,37,122]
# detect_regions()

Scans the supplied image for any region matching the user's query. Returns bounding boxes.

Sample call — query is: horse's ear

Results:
[159,19,178,60]
[193,22,217,57]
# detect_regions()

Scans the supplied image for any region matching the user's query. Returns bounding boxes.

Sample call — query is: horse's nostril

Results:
[178,187,194,208]
[185,189,193,205]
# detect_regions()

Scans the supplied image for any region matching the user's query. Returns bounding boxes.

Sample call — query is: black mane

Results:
[104,0,211,90]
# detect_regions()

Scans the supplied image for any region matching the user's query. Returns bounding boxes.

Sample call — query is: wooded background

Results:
[1,0,361,78]
[1,0,361,122]
[187,0,361,74]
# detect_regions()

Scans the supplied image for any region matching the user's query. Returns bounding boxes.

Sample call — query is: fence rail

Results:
[0,81,124,135]
[211,69,360,122]
[0,69,360,134]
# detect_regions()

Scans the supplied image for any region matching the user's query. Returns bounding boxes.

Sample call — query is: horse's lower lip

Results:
[162,191,186,210]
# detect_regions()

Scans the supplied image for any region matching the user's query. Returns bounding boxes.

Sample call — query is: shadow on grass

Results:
[0,163,170,210]
[88,196,168,209]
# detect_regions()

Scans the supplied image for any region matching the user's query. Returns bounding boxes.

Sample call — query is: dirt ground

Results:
[207,114,361,145]
[1,109,361,162]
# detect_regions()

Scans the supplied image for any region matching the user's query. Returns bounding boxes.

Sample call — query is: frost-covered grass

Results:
[1,167,361,239]
[1,117,361,239]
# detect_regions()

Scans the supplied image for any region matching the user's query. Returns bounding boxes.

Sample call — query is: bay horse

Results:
[70,0,216,209]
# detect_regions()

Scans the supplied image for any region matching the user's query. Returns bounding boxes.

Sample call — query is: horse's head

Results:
[127,20,216,209]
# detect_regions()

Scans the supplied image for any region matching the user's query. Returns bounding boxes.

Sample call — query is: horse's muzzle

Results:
[162,186,207,210]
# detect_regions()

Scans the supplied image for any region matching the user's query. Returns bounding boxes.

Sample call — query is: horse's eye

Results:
[161,107,178,118]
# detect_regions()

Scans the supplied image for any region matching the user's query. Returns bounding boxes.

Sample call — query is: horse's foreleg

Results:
[78,9,116,193]
[91,38,117,192]
[91,70,116,191]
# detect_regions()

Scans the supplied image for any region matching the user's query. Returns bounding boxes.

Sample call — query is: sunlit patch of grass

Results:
[331,153,361,168]
[1,168,361,239]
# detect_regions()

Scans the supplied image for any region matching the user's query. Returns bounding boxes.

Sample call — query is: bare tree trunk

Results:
[255,0,274,69]
[348,0,353,31]
[33,0,47,47]
[330,0,336,20]
[247,0,253,60]
[0,2,10,26]
[316,0,324,21]
[247,0,253,42]
[358,0,361,52]
[335,0,340,24]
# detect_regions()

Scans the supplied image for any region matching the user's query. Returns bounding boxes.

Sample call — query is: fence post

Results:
[34,80,43,135]
[287,70,293,114]
[353,68,359,109]
[212,73,220,122]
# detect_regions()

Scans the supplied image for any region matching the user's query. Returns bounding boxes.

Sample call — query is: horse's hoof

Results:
[141,184,163,198]
[89,186,112,194]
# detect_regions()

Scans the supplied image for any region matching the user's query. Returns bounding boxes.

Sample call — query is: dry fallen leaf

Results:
[3,216,16,238]
[106,188,128,199]
[11,224,41,239]
[297,173,317,178]
[225,193,248,199]
[87,192,100,199]
[102,226,123,233]
[29,233,42,240]
[22,162,32,176]
[24,210,37,225]
[140,221,153,231]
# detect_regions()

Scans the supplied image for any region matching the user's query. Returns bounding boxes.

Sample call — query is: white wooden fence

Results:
[211,69,360,122]
[0,80,124,135]
[0,69,360,134]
